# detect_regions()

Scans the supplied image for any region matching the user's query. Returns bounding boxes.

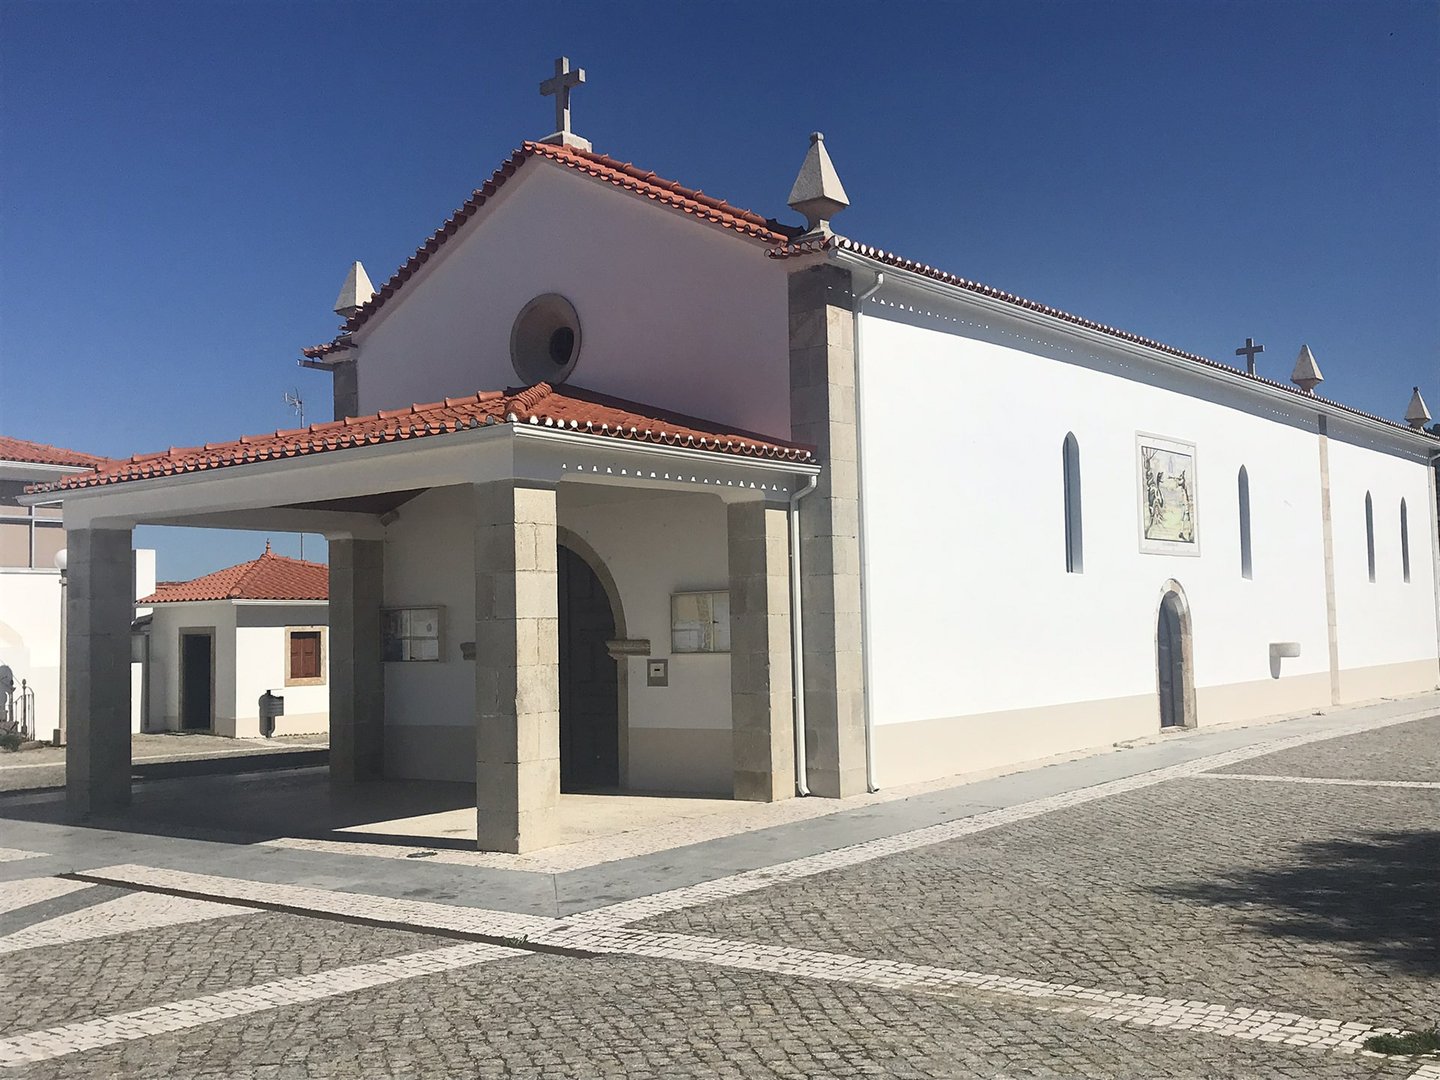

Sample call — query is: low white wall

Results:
[0,570,60,738]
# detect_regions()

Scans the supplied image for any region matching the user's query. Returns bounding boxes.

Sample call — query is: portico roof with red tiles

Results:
[141,546,328,604]
[334,141,799,338]
[30,383,813,495]
[0,436,113,470]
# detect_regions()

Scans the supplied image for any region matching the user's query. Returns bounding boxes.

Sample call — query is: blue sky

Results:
[2,0,1435,580]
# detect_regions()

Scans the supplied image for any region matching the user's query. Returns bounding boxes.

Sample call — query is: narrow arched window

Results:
[1063,433,1083,573]
[1364,492,1375,583]
[1400,498,1410,583]
[1237,466,1252,580]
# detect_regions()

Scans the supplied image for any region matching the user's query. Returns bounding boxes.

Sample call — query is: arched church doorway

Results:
[557,543,619,790]
[1155,581,1195,730]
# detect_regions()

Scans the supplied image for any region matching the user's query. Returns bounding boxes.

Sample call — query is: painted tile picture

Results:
[1138,435,1199,555]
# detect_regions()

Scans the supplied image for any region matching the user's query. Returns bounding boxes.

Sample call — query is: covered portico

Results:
[31,385,820,852]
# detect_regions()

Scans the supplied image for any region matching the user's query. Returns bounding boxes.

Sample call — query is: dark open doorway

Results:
[558,544,619,790]
[1156,583,1194,730]
[180,630,214,731]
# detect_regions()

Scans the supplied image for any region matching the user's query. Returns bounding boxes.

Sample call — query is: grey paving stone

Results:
[642,777,1440,1029]
[0,912,433,1038]
[10,954,1422,1079]
[1215,715,1440,782]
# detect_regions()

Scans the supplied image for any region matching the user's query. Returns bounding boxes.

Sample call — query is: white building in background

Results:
[24,68,1439,852]
[0,436,153,738]
[136,545,329,738]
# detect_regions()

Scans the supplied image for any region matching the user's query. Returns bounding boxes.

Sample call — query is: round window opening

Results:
[511,294,581,385]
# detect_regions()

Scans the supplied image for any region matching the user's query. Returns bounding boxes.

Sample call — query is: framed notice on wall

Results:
[1137,434,1200,556]
[671,591,730,653]
[382,607,443,662]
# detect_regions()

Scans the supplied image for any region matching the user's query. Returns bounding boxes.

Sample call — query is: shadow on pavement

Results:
[1154,829,1440,976]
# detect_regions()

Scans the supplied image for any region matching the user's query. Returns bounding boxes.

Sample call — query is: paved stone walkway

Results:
[0,697,1435,1077]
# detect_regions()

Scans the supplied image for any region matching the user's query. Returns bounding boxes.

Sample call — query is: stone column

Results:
[474,480,559,853]
[789,263,867,798]
[727,500,796,801]
[329,538,384,782]
[65,527,134,817]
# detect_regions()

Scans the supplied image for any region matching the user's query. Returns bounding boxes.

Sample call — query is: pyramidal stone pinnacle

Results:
[1405,386,1431,429]
[333,261,377,319]
[1290,344,1324,394]
[788,132,850,237]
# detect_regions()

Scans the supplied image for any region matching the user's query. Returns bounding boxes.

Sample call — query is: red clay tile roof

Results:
[339,142,799,336]
[0,436,113,470]
[300,338,354,360]
[31,383,812,495]
[141,547,328,604]
[773,235,1438,441]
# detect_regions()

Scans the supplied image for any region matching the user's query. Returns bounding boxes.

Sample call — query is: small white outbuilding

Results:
[136,544,329,739]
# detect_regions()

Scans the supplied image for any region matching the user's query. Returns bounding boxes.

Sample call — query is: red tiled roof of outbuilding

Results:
[0,436,113,470]
[141,547,328,604]
[31,383,812,495]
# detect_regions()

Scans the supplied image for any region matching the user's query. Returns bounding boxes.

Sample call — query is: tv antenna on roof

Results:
[284,389,307,559]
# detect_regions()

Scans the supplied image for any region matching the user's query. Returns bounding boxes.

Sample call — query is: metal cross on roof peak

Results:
[1235,337,1264,375]
[539,56,590,151]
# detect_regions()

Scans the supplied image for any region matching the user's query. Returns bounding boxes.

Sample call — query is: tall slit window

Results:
[1237,466,1252,580]
[1062,433,1083,573]
[1364,492,1376,583]
[1400,498,1410,583]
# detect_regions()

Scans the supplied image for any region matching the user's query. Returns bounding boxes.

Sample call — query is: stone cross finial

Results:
[1235,337,1264,375]
[539,56,591,151]
[788,132,850,237]
[1290,344,1324,394]
[1405,386,1431,429]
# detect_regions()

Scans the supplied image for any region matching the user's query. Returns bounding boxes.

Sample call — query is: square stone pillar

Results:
[727,500,796,801]
[789,263,868,798]
[474,480,560,854]
[329,538,384,782]
[65,527,134,817]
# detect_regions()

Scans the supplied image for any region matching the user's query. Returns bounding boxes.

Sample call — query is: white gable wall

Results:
[353,162,791,439]
[858,297,1437,787]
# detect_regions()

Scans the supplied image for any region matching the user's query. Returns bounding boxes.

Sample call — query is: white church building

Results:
[26,63,1439,852]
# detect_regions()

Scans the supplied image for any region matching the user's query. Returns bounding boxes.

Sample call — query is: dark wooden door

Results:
[558,545,619,790]
[1157,597,1184,728]
[180,633,213,731]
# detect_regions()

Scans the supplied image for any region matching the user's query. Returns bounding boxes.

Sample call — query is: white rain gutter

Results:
[851,270,885,793]
[788,472,818,796]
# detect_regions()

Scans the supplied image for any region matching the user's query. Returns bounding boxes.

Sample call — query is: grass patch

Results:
[1362,1027,1440,1055]
[0,731,24,752]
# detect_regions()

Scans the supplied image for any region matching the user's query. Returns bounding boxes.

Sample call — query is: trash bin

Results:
[258,690,285,738]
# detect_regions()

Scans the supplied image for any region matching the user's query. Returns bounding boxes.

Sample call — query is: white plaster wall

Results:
[0,570,60,737]
[857,299,1410,780]
[233,603,330,737]
[558,483,733,793]
[145,601,235,733]
[1326,428,1439,681]
[382,485,477,743]
[353,163,791,439]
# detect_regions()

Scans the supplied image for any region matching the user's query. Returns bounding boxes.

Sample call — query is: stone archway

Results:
[1155,579,1196,730]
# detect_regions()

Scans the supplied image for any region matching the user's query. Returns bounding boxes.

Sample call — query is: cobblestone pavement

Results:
[0,706,1435,1078]
[1215,715,1440,783]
